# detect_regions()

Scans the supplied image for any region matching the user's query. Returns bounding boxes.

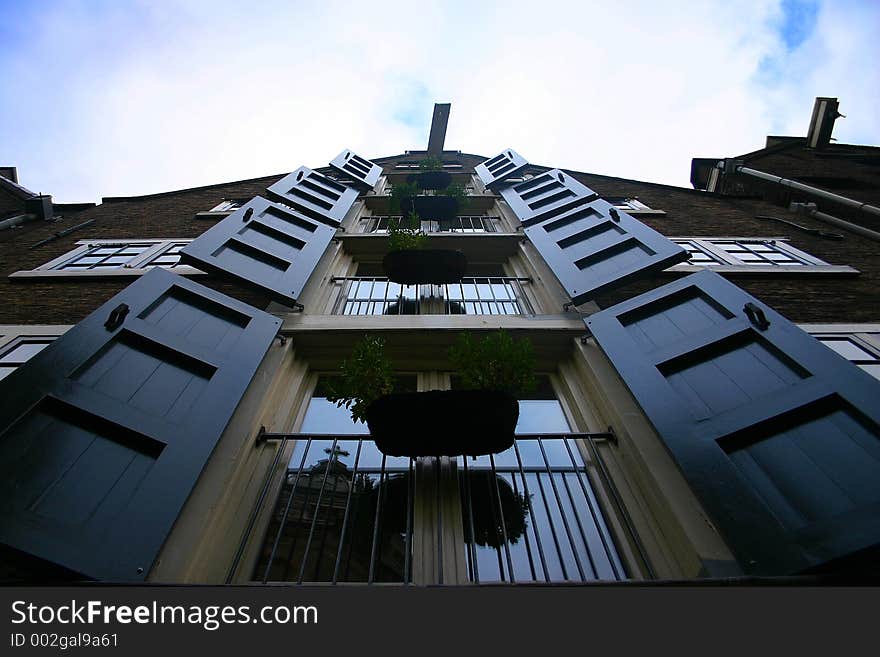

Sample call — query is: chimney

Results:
[806,97,843,149]
[0,166,18,183]
[427,103,451,155]
[25,195,54,221]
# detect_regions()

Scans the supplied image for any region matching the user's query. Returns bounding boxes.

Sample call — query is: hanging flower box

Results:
[382,248,467,284]
[400,195,459,220]
[365,389,519,457]
[410,170,452,190]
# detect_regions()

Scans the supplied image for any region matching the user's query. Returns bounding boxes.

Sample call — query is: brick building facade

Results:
[1,101,878,584]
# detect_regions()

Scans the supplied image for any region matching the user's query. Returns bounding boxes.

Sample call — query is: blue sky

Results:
[1,0,877,202]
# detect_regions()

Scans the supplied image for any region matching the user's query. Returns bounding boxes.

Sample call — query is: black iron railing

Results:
[363,215,499,233]
[331,276,533,316]
[232,433,645,584]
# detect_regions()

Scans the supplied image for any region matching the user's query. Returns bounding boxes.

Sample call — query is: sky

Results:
[0,0,878,203]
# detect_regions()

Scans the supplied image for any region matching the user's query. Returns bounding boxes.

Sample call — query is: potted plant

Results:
[328,331,536,457]
[382,212,467,284]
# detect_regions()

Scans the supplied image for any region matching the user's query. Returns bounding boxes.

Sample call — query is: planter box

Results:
[365,389,519,457]
[382,248,467,284]
[400,195,459,220]
[410,171,452,190]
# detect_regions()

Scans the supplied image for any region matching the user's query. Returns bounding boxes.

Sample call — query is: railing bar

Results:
[404,457,415,585]
[261,438,311,583]
[509,470,538,581]
[280,444,325,581]
[584,435,655,579]
[297,438,339,584]
[514,441,550,582]
[436,457,444,585]
[538,438,586,582]
[559,469,600,580]
[332,440,364,584]
[563,438,623,580]
[534,465,569,581]
[226,436,287,584]
[311,456,344,582]
[490,453,515,583]
[367,454,388,584]
[461,457,480,584]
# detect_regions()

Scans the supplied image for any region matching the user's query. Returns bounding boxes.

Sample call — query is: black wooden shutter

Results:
[474,148,528,189]
[585,270,880,575]
[266,166,359,227]
[329,149,381,191]
[0,268,280,581]
[179,196,335,306]
[514,171,687,304]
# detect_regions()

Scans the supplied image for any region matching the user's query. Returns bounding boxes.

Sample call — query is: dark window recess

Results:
[180,196,335,307]
[0,268,280,581]
[585,269,880,575]
[329,149,382,191]
[266,166,359,227]
[475,149,529,190]
[507,170,687,304]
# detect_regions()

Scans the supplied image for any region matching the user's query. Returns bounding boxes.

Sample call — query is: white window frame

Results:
[194,199,249,220]
[10,238,203,279]
[0,325,70,381]
[799,323,880,381]
[666,237,858,274]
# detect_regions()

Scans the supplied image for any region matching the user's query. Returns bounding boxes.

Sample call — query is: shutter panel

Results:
[518,175,687,304]
[0,268,280,580]
[266,165,359,227]
[474,148,528,189]
[329,149,382,191]
[585,270,880,574]
[179,196,335,306]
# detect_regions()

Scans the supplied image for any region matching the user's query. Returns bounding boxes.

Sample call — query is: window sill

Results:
[663,264,859,276]
[9,266,205,280]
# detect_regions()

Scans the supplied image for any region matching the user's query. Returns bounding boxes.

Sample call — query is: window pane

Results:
[0,341,51,363]
[819,338,875,361]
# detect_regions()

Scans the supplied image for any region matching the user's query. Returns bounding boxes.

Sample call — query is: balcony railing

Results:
[331,276,534,316]
[362,215,498,233]
[236,433,632,585]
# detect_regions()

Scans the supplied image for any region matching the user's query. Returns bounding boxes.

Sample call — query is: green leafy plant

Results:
[390,180,419,216]
[418,156,443,171]
[448,330,537,396]
[387,211,428,252]
[326,336,394,424]
[444,182,470,212]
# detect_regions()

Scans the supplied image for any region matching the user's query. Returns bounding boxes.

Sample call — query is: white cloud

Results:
[0,0,876,202]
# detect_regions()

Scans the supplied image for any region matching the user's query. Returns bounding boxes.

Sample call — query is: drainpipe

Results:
[724,161,880,219]
[0,214,30,230]
[789,202,880,243]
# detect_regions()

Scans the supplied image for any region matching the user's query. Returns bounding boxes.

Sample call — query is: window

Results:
[13,239,202,278]
[801,325,880,381]
[332,277,533,315]
[667,238,857,274]
[194,199,249,219]
[603,197,661,214]
[453,381,624,583]
[209,199,247,212]
[252,375,624,584]
[0,336,56,381]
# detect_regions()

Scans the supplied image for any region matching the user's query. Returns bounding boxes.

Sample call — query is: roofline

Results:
[0,173,36,200]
